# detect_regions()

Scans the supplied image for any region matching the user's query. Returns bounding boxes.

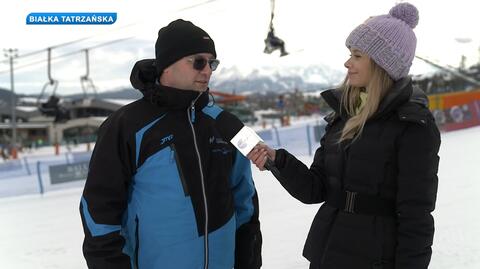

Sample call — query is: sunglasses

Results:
[187,56,220,71]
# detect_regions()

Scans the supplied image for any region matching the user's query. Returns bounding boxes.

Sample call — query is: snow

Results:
[0,126,479,269]
[15,106,38,112]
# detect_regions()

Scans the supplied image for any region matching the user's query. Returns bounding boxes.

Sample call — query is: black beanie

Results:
[155,19,216,76]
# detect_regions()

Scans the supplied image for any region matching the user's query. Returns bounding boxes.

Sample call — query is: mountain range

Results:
[209,64,345,94]
[64,64,345,99]
[1,64,345,100]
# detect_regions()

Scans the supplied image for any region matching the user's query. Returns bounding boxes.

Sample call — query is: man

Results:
[80,19,262,269]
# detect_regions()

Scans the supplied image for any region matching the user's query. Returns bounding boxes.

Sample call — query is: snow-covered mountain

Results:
[20,64,345,99]
[210,64,345,94]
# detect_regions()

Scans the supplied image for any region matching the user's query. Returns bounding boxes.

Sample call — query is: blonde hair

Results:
[339,60,393,142]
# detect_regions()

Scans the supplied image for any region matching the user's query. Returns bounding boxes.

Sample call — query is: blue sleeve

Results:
[229,149,262,269]
[229,150,256,227]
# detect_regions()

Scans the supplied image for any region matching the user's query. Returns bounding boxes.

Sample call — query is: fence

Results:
[0,152,92,198]
[257,119,326,156]
[429,89,480,131]
[0,119,327,198]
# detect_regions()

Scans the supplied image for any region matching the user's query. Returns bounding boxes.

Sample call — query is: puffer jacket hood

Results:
[130,58,158,92]
[321,77,429,122]
[410,84,429,107]
[129,58,210,110]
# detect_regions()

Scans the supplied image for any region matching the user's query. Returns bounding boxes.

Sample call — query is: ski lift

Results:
[80,49,98,98]
[37,48,70,122]
[264,0,288,57]
[37,48,58,105]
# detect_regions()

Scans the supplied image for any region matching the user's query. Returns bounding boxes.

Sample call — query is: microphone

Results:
[214,110,276,171]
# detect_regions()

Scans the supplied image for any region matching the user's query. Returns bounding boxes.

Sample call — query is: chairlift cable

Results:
[178,0,220,12]
[1,0,222,65]
[0,37,133,75]
[415,55,480,87]
[1,24,138,66]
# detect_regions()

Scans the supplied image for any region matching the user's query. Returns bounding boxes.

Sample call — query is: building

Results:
[0,88,135,147]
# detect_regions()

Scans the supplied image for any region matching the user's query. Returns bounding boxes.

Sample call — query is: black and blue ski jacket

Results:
[79,59,262,269]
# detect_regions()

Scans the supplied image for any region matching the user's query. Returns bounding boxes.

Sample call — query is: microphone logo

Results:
[230,125,263,156]
[237,138,247,149]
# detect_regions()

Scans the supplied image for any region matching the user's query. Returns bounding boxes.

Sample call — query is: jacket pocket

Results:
[170,143,189,196]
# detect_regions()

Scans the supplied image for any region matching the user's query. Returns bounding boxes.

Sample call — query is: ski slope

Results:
[0,126,479,269]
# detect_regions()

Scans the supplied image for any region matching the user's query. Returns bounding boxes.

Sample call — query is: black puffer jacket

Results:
[273,78,440,269]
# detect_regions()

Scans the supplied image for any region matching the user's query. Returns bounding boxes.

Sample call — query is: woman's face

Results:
[344,48,373,88]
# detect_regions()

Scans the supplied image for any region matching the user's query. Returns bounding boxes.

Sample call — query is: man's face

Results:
[159,53,217,92]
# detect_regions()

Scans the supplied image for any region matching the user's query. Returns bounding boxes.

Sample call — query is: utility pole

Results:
[4,48,18,159]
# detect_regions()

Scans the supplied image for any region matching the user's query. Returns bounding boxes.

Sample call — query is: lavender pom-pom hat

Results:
[345,2,419,80]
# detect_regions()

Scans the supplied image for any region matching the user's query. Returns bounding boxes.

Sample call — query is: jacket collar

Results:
[374,77,412,118]
[143,84,209,111]
[130,58,210,110]
[321,77,418,121]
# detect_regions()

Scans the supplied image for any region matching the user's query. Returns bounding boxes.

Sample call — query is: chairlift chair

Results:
[37,48,70,123]
[264,0,289,57]
[80,49,98,99]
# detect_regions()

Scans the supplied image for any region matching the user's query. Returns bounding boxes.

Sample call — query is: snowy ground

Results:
[0,126,479,268]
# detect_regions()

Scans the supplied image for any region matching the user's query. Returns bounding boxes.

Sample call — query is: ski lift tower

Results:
[3,48,18,159]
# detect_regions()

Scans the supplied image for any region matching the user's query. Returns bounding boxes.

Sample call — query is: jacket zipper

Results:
[187,94,209,269]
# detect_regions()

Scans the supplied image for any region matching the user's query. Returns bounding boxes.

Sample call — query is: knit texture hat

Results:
[155,19,216,75]
[345,2,419,80]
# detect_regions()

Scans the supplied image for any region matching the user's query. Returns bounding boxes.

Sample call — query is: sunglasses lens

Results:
[209,59,219,71]
[193,58,208,71]
[191,57,220,71]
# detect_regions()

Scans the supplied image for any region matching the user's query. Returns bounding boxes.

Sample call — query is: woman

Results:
[248,3,440,269]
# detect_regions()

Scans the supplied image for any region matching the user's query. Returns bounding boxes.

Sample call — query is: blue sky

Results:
[1,0,479,95]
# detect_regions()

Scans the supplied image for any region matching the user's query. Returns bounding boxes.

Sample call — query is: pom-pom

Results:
[389,2,419,28]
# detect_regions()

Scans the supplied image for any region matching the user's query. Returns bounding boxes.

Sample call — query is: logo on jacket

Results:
[210,136,231,155]
[209,136,227,145]
[160,134,174,145]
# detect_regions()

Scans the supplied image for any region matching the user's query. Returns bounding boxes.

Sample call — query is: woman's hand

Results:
[246,143,276,171]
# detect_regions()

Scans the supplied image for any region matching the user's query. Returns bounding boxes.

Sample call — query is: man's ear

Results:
[158,67,169,85]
